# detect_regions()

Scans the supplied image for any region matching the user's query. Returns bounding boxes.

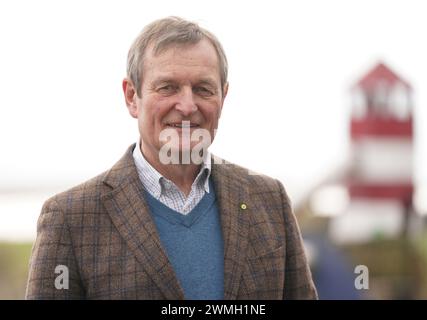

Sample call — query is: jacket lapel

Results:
[211,157,252,300]
[101,145,185,300]
[100,145,252,300]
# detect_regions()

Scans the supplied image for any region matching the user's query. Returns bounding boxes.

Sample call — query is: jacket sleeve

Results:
[276,179,318,300]
[25,198,85,299]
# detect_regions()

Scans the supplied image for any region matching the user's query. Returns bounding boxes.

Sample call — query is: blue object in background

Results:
[305,234,362,300]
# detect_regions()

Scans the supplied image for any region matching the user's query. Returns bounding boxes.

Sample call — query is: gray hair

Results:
[127,16,228,97]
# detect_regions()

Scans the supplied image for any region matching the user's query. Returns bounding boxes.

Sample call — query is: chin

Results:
[157,143,209,165]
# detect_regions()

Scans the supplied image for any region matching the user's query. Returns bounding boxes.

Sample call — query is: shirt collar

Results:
[132,140,211,197]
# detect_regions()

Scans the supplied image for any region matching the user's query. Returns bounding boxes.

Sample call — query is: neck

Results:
[141,143,201,197]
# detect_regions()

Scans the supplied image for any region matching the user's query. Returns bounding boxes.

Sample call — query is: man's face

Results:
[124,39,228,163]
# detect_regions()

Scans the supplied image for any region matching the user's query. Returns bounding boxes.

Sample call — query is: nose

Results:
[175,87,198,116]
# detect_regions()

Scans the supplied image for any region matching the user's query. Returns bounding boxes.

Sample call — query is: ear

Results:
[122,78,139,119]
[222,82,229,102]
[219,82,229,117]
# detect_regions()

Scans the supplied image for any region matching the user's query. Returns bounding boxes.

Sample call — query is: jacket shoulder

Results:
[213,157,284,194]
[43,144,137,211]
[43,170,110,212]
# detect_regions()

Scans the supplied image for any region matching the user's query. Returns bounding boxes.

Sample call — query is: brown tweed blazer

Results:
[26,144,317,300]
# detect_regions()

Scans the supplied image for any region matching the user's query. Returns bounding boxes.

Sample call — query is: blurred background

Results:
[1,0,426,299]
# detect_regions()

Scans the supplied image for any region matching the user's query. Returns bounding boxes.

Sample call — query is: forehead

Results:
[143,39,220,82]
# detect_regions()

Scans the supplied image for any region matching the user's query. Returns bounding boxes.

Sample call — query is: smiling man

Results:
[26,16,317,300]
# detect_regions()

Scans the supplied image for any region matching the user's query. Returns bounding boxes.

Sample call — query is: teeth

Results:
[168,124,198,128]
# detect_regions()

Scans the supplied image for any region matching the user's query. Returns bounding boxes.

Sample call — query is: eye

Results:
[157,84,177,95]
[194,86,214,97]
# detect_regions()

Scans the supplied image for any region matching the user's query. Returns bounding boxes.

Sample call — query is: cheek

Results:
[200,100,222,120]
[206,106,222,127]
[137,98,163,126]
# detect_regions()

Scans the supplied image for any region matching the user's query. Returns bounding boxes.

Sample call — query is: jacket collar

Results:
[132,140,212,198]
[101,144,251,299]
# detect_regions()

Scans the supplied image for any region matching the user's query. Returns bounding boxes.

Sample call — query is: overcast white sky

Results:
[1,0,427,240]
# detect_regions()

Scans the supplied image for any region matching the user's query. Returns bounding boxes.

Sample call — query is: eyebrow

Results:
[151,78,176,87]
[197,78,218,88]
[151,77,219,88]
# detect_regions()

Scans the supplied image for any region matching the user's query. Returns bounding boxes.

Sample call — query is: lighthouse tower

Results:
[348,62,414,215]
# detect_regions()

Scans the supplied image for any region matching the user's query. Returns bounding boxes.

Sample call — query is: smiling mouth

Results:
[166,122,199,128]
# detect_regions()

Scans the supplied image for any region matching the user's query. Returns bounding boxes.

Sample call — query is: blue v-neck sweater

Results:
[143,179,224,300]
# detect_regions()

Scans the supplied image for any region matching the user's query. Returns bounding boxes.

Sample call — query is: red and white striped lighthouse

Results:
[309,62,417,244]
[348,62,413,207]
